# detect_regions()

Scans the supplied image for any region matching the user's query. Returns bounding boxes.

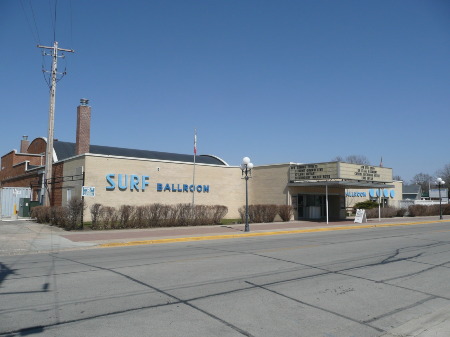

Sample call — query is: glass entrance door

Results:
[297,194,326,219]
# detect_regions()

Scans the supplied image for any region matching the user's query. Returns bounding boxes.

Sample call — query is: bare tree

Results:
[332,156,344,162]
[436,163,450,186]
[332,155,370,165]
[411,173,434,194]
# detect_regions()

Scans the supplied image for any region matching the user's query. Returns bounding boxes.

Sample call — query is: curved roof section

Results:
[53,141,228,166]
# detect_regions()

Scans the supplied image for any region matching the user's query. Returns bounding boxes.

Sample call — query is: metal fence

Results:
[399,199,449,209]
[0,187,31,218]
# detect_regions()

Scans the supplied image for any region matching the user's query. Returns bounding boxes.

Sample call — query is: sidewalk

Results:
[0,216,446,254]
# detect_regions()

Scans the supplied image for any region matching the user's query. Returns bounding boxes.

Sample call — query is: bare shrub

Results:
[396,208,407,217]
[119,205,135,228]
[148,203,166,227]
[67,198,86,230]
[165,205,180,227]
[50,206,69,228]
[240,205,278,224]
[262,204,278,222]
[90,203,102,226]
[278,205,293,222]
[211,205,228,224]
[408,205,430,217]
[131,205,148,228]
[177,204,194,226]
[444,204,450,215]
[238,206,246,224]
[191,205,206,226]
[31,206,51,224]
[366,207,399,219]
[99,206,118,229]
[248,205,263,223]
[409,204,450,217]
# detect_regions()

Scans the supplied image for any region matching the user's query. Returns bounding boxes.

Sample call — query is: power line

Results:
[69,0,74,48]
[29,0,42,44]
[48,0,56,41]
[19,0,41,45]
[54,0,58,41]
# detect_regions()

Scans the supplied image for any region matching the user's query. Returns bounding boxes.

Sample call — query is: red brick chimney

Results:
[20,135,30,153]
[76,99,91,155]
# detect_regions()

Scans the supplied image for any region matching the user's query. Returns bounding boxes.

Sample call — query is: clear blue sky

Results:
[1,0,449,182]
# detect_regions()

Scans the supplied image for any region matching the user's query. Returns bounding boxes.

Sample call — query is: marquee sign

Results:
[290,162,392,182]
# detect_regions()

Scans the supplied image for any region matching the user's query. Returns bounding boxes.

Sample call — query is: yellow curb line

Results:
[98,219,448,248]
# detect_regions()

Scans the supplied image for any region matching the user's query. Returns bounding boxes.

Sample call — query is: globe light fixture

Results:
[241,157,253,232]
[436,178,446,220]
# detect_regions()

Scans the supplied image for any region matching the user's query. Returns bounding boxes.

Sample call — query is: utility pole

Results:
[37,42,74,206]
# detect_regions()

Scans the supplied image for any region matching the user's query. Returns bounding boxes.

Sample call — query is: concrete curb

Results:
[98,219,449,248]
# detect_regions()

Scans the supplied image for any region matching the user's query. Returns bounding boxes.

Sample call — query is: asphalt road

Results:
[2,221,450,336]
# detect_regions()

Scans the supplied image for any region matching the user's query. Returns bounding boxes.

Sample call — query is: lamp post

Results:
[240,157,253,232]
[436,177,446,220]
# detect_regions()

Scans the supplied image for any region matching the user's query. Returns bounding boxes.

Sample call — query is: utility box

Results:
[29,201,40,218]
[19,198,31,217]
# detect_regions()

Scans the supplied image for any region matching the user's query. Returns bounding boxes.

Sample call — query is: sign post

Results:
[354,209,367,223]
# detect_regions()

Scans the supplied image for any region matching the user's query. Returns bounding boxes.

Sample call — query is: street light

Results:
[436,177,446,220]
[240,157,253,232]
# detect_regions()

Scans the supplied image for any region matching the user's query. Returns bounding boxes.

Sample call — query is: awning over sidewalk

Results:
[288,180,395,225]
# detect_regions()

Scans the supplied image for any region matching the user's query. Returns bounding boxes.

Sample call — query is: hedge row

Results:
[31,202,228,230]
[238,204,294,223]
[408,204,450,217]
[363,204,450,218]
[31,198,85,230]
[89,203,228,230]
[365,207,403,218]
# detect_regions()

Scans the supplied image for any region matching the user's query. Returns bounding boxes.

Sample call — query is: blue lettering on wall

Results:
[118,174,127,190]
[106,174,116,190]
[105,174,151,192]
[142,176,149,191]
[130,175,140,191]
[105,174,210,194]
[157,183,210,193]
[348,189,395,198]
[345,192,367,197]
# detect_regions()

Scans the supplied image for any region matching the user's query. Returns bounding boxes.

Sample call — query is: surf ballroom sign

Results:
[105,174,210,193]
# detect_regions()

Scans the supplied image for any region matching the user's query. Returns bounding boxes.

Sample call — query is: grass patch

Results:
[221,218,241,225]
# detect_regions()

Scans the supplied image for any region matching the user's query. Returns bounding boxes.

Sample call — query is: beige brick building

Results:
[1,101,402,221]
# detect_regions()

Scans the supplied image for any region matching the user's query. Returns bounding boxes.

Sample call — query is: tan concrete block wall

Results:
[79,155,245,221]
[250,164,291,205]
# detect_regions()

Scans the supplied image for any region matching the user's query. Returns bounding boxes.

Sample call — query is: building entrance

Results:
[297,194,327,219]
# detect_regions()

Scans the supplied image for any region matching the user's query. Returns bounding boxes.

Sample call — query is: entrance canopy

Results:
[288,180,394,224]
[288,162,395,223]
